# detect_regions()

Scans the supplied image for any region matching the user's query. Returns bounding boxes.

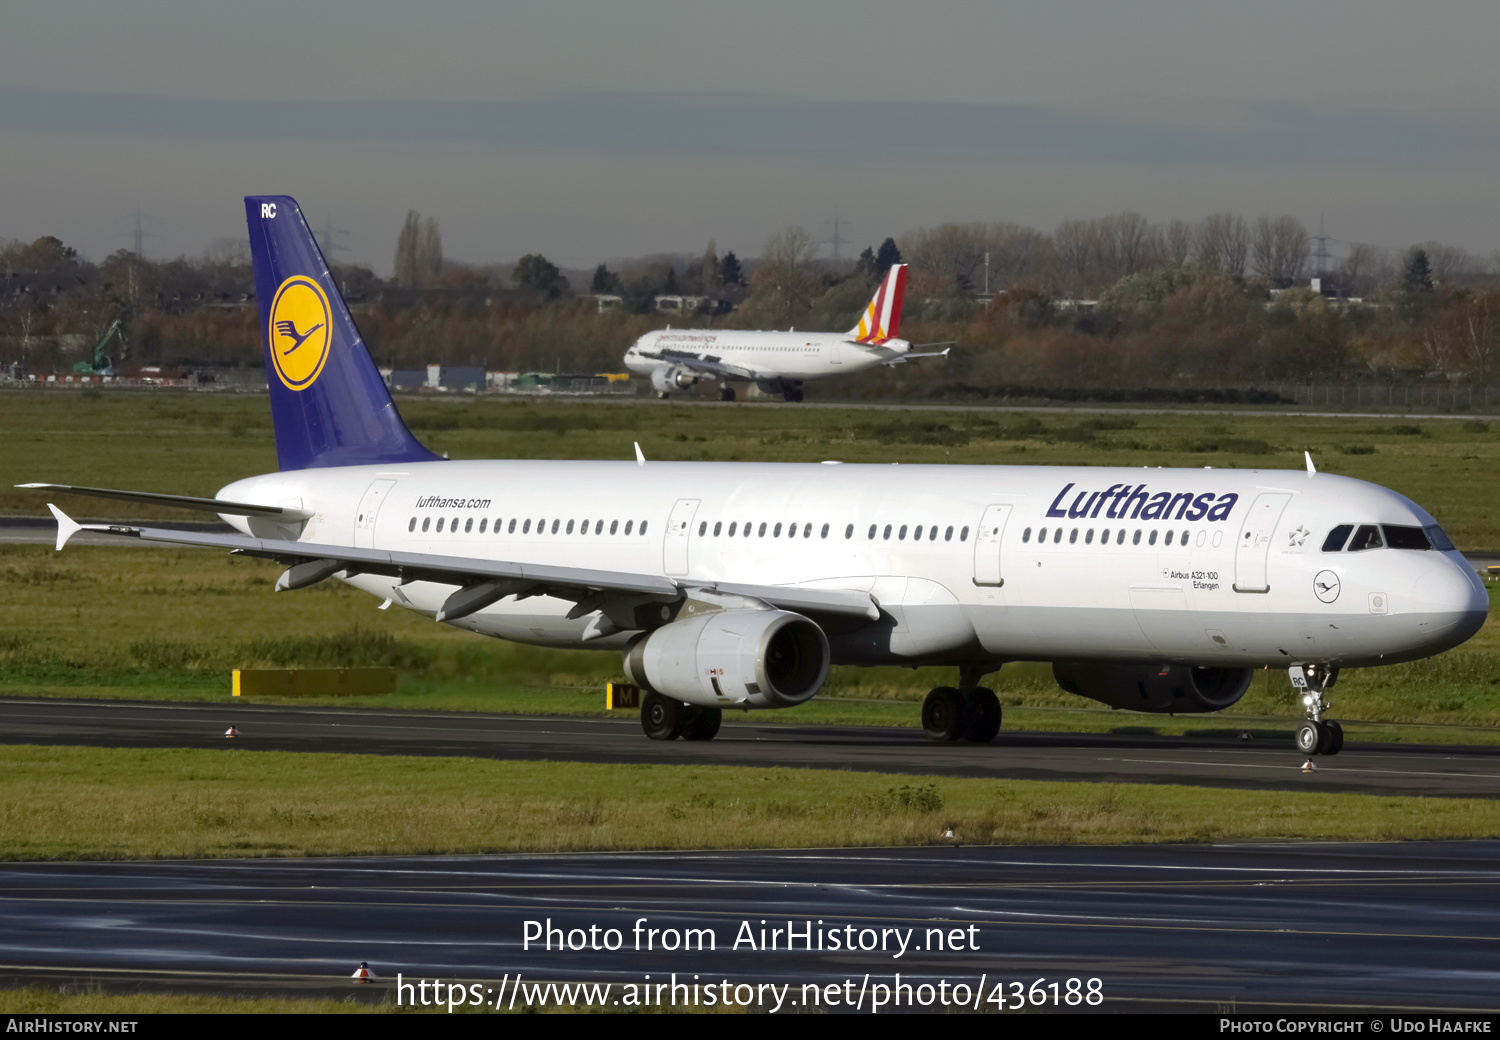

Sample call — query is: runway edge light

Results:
[352,961,376,983]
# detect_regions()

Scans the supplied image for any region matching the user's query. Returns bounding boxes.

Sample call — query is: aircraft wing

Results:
[47,506,879,629]
[648,349,760,382]
[18,483,314,520]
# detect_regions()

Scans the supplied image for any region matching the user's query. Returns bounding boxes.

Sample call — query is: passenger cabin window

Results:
[408,518,416,532]
[451,516,459,531]
[465,518,473,533]
[437,518,445,533]
[728,522,736,536]
[1132,530,1141,545]
[821,523,830,539]
[805,523,814,538]
[479,519,487,533]
[928,525,938,541]
[422,517,430,533]
[1068,528,1078,544]
[610,520,619,535]
[899,525,908,540]
[759,522,768,537]
[698,521,707,536]
[774,522,783,537]
[1052,528,1062,544]
[868,525,877,539]
[945,526,954,541]
[714,522,722,536]
[960,526,970,542]
[883,524,893,540]
[1084,529,1094,545]
[639,521,648,535]
[1148,530,1158,545]
[522,519,531,534]
[1164,530,1172,546]
[844,524,853,539]
[508,519,517,534]
[1347,524,1383,551]
[551,520,560,534]
[1322,525,1353,552]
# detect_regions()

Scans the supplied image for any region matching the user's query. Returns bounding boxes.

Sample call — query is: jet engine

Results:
[1052,662,1253,714]
[651,366,697,393]
[624,609,830,709]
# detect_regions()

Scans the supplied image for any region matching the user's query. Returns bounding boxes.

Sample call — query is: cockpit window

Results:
[1322,525,1353,552]
[1424,525,1456,551]
[1346,524,1384,551]
[1383,525,1432,550]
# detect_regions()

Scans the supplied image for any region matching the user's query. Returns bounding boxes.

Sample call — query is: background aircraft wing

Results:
[50,509,878,628]
[649,348,759,381]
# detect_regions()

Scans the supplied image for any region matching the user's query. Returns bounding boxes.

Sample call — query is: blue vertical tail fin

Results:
[245,195,441,471]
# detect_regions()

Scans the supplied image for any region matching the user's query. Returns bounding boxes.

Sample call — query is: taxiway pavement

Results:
[2,696,1498,798]
[1,843,1497,1011]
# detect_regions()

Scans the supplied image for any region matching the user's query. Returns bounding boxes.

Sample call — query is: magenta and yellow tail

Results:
[850,264,907,345]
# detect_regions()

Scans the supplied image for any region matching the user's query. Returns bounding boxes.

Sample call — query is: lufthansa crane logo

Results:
[267,275,332,391]
[1313,569,1341,604]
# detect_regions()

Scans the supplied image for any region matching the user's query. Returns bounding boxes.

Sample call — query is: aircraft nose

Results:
[1418,555,1490,645]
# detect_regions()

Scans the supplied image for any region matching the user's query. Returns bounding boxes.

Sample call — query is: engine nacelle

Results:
[624,609,830,709]
[1052,662,1253,714]
[651,365,697,393]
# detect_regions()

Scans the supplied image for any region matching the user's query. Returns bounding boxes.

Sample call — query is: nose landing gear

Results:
[1290,664,1344,756]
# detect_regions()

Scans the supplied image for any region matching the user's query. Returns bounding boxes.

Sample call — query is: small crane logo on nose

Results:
[1314,569,1341,604]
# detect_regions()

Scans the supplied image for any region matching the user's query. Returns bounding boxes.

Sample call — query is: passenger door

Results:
[972,504,1012,586]
[353,479,397,548]
[1233,492,1291,592]
[663,498,700,576]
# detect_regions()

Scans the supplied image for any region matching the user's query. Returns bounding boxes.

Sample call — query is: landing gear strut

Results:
[921,665,1003,743]
[1291,664,1343,756]
[719,385,736,402]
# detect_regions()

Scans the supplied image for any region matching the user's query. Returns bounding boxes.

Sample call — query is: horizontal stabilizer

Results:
[17,484,313,521]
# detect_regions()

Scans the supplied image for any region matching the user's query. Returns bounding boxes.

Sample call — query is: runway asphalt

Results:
[2,696,1499,798]
[2,842,1498,1011]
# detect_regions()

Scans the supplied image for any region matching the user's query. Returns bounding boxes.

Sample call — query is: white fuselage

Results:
[219,460,1487,674]
[624,329,908,386]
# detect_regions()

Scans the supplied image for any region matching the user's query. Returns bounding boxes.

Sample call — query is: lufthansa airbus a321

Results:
[23,195,1488,757]
[623,263,948,401]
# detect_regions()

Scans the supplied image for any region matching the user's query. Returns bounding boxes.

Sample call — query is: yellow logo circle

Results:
[267,276,332,391]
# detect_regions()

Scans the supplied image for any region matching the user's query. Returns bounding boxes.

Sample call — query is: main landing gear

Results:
[641,690,722,741]
[922,665,1002,743]
[781,385,804,402]
[719,385,736,402]
[1291,663,1343,756]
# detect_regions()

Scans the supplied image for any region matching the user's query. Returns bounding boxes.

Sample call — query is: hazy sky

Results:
[5,1,1500,271]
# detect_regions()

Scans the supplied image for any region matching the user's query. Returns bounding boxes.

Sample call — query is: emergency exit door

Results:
[354,479,396,548]
[972,504,1012,586]
[663,498,700,576]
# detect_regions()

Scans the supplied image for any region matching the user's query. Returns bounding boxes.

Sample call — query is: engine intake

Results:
[624,609,830,709]
[651,366,697,393]
[1052,662,1253,714]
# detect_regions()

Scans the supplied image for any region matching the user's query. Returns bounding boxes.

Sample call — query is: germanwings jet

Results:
[623,263,948,401]
[25,196,1487,757]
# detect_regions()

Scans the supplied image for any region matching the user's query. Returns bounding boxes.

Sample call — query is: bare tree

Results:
[1339,242,1389,297]
[1196,213,1249,278]
[984,223,1050,289]
[1165,220,1194,267]
[1251,215,1308,286]
[898,223,987,294]
[393,211,421,288]
[1052,220,1093,296]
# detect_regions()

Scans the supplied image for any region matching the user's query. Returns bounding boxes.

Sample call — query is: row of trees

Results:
[6,211,1500,388]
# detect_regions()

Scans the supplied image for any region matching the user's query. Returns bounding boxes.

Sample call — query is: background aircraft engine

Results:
[1052,662,1254,714]
[624,609,830,709]
[651,366,697,393]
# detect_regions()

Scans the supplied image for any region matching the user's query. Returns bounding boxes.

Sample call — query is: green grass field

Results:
[5,745,1499,861]
[3,390,1499,742]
